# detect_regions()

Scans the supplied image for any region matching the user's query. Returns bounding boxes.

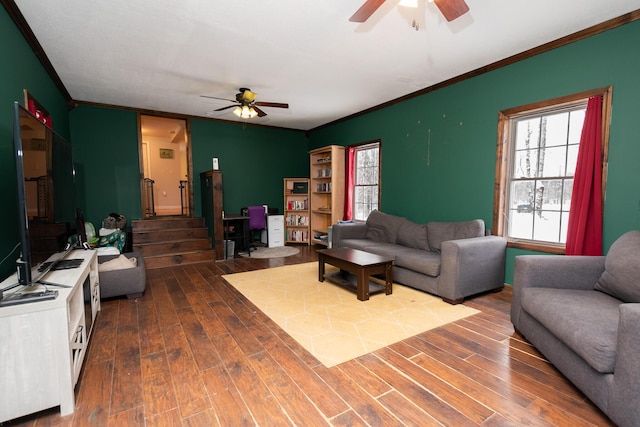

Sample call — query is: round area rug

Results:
[240,246,300,259]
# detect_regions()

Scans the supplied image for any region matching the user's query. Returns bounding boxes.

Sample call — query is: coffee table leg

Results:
[357,268,369,301]
[318,255,325,282]
[385,262,393,295]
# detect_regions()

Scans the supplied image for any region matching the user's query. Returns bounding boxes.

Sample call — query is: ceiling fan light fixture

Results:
[233,105,259,119]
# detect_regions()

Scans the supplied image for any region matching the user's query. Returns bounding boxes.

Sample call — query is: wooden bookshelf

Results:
[284,178,310,245]
[309,145,345,246]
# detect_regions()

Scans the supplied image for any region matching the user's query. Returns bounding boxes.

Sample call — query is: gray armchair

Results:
[511,231,640,427]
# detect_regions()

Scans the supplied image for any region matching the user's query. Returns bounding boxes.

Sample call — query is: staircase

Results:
[131,217,215,269]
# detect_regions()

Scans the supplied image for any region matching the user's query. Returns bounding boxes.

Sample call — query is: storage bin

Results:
[225,240,235,259]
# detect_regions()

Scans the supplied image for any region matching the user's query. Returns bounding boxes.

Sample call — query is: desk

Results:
[223,215,250,258]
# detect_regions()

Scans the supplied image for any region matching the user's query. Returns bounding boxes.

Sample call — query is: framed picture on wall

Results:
[159,148,174,159]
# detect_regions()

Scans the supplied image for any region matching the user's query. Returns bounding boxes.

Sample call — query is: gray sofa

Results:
[331,210,506,304]
[98,252,146,299]
[511,231,640,427]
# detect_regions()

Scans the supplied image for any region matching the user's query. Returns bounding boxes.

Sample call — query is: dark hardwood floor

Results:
[7,245,614,426]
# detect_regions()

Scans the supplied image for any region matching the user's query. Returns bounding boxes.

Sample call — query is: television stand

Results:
[37,258,84,272]
[37,279,73,288]
[0,250,100,423]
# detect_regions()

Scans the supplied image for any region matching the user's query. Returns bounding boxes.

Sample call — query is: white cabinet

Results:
[267,214,285,247]
[0,250,100,423]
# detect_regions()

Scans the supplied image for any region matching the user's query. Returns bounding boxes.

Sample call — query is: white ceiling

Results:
[13,0,640,131]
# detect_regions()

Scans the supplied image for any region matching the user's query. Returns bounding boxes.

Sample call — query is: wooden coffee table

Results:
[317,247,394,301]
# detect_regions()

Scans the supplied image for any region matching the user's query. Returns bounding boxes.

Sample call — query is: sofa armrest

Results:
[610,303,640,427]
[331,223,368,248]
[437,235,506,303]
[511,255,605,329]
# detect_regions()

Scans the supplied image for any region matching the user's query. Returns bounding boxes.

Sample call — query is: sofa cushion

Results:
[396,218,430,250]
[427,219,485,252]
[339,238,378,252]
[521,288,621,374]
[362,243,439,277]
[595,230,640,303]
[98,254,137,271]
[361,243,400,259]
[365,210,405,244]
[392,247,441,277]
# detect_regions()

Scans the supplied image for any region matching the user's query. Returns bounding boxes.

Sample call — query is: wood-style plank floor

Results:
[7,245,614,426]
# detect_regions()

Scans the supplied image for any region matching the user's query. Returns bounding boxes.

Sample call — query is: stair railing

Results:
[179,180,189,216]
[143,178,156,218]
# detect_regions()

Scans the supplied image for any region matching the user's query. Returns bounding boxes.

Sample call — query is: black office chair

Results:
[247,206,267,255]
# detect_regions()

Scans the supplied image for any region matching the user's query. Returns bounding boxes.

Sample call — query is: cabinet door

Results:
[0,310,60,422]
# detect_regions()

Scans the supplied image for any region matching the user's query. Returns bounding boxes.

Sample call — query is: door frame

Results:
[137,113,193,218]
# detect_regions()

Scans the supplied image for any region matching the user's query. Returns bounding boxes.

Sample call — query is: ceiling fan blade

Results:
[433,0,469,22]
[349,0,387,22]
[253,106,268,117]
[214,105,237,112]
[255,102,289,109]
[201,95,236,103]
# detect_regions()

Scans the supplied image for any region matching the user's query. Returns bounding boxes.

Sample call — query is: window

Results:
[347,141,380,221]
[494,88,611,253]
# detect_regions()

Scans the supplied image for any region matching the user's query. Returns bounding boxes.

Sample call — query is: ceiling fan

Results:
[350,0,469,23]
[201,88,289,118]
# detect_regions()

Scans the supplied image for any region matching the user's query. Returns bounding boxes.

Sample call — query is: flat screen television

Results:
[7,101,79,289]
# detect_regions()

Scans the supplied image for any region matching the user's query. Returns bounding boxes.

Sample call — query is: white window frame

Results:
[351,141,380,222]
[493,87,611,254]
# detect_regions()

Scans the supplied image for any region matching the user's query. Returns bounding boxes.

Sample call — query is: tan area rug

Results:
[239,246,300,259]
[223,262,479,367]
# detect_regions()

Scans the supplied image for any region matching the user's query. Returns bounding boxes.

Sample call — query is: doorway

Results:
[139,114,192,218]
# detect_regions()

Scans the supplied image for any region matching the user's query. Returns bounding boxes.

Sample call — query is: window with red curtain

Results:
[565,95,603,255]
[344,141,380,221]
[493,87,611,254]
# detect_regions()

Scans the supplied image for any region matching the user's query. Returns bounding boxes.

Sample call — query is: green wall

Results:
[68,108,309,228]
[69,105,141,227]
[190,120,308,215]
[0,6,70,280]
[3,2,640,287]
[309,20,640,283]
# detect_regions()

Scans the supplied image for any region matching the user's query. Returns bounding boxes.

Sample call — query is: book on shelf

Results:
[313,232,328,242]
[315,168,332,178]
[287,199,308,211]
[292,181,308,194]
[286,214,309,226]
[315,182,331,192]
[286,229,308,242]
